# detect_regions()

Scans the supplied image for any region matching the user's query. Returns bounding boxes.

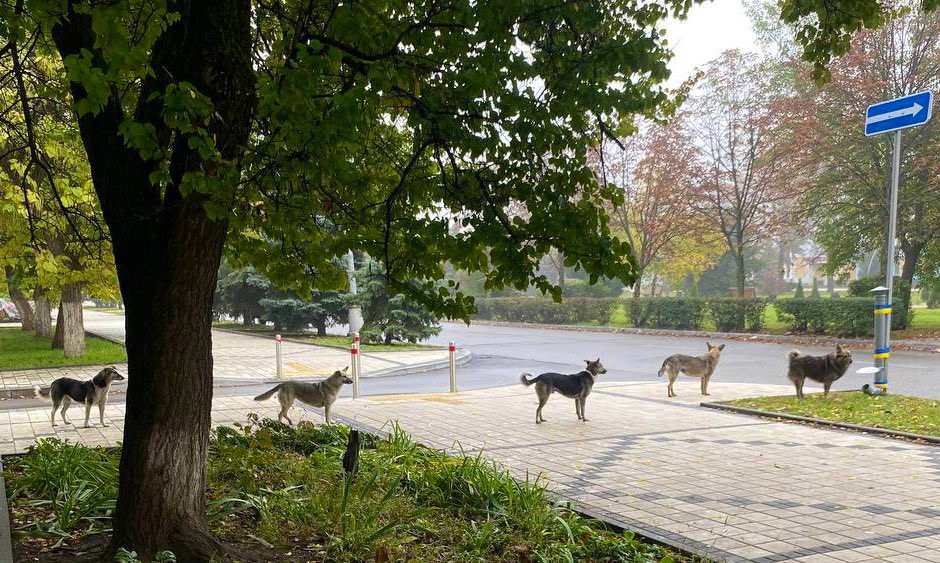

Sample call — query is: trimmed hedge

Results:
[628,298,707,330]
[707,298,767,333]
[775,296,908,336]
[473,297,619,325]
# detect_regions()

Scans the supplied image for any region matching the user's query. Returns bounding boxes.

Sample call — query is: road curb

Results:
[701,401,940,445]
[457,320,940,353]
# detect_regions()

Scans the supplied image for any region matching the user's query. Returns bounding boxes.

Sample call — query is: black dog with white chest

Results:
[35,366,125,428]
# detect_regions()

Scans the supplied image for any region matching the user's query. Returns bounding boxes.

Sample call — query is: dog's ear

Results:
[836,344,844,354]
[585,360,591,365]
[706,341,712,349]
[343,366,349,373]
[718,344,725,351]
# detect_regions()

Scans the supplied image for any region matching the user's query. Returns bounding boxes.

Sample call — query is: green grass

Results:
[724,392,940,437]
[85,307,125,315]
[299,335,442,352]
[212,321,441,352]
[6,421,700,562]
[910,307,940,330]
[0,327,126,371]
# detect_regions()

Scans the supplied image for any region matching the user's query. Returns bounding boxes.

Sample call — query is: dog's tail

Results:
[657,358,671,377]
[34,386,50,401]
[254,384,282,401]
[519,373,539,386]
[788,349,802,361]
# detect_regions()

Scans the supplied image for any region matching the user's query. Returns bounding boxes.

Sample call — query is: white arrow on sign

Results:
[866,102,924,125]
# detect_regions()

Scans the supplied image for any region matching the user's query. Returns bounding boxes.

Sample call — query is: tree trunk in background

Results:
[52,305,64,349]
[734,243,747,297]
[555,250,565,293]
[632,266,644,299]
[827,274,835,297]
[34,287,52,338]
[899,242,922,330]
[60,282,85,358]
[242,307,254,326]
[4,267,35,330]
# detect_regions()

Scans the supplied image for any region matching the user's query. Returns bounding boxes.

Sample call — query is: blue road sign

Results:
[864,91,933,136]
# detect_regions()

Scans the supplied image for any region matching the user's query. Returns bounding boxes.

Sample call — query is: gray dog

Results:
[788,346,853,398]
[519,358,607,424]
[658,342,725,398]
[254,367,353,425]
[35,366,125,427]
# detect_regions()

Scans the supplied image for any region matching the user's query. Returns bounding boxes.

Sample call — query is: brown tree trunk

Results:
[317,319,327,336]
[898,242,922,330]
[51,1,255,560]
[734,242,747,297]
[556,250,565,293]
[4,267,35,330]
[60,282,85,358]
[34,287,52,338]
[52,304,64,349]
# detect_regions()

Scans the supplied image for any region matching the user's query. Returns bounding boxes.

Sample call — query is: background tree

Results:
[792,2,940,319]
[690,50,795,296]
[356,259,441,344]
[598,116,706,298]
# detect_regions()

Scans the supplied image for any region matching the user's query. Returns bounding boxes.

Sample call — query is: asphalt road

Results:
[425,322,940,399]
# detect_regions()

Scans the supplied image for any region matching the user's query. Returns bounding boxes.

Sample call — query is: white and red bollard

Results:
[275,334,283,379]
[350,333,361,399]
[449,341,457,393]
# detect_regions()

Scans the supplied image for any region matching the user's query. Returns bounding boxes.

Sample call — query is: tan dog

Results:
[658,342,725,398]
[254,367,353,425]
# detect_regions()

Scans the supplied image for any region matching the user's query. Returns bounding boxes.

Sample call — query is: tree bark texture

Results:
[52,305,64,349]
[4,267,35,330]
[33,287,52,338]
[60,282,85,358]
[51,1,255,560]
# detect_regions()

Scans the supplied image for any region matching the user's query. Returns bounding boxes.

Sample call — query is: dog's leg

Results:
[324,403,332,425]
[278,392,293,425]
[823,381,832,397]
[701,375,711,396]
[84,401,93,428]
[50,398,61,427]
[581,398,588,422]
[575,398,582,420]
[535,384,549,423]
[668,370,678,398]
[60,396,72,425]
[98,399,109,427]
[794,378,804,399]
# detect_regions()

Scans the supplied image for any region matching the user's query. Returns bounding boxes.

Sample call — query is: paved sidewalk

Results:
[334,382,940,563]
[5,378,940,562]
[1,311,464,391]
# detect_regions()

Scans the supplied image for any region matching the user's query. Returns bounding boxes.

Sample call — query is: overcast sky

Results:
[664,0,757,86]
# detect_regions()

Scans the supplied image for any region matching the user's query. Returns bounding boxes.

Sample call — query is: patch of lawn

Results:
[6,421,700,562]
[910,307,940,330]
[212,320,278,333]
[300,335,443,352]
[724,392,940,437]
[212,322,441,352]
[85,307,124,315]
[0,327,126,371]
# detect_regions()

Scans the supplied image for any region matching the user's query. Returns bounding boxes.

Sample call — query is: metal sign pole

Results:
[859,91,932,394]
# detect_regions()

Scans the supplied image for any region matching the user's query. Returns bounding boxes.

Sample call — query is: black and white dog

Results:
[519,359,607,424]
[35,366,125,428]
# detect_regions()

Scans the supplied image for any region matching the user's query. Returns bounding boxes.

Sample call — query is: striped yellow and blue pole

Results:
[871,286,890,394]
